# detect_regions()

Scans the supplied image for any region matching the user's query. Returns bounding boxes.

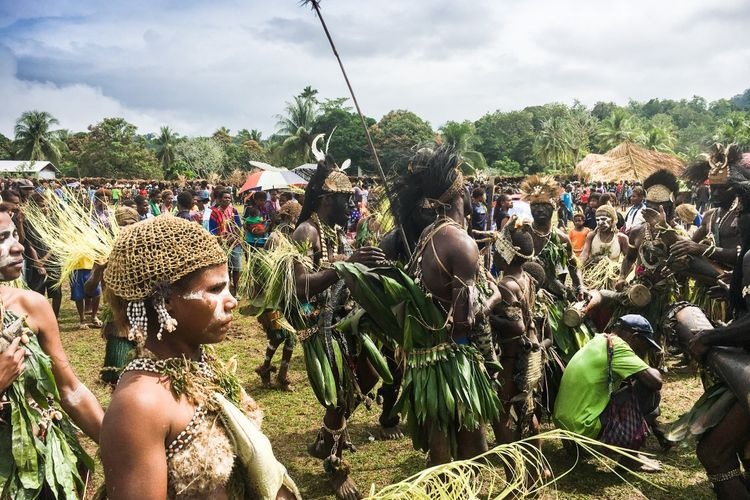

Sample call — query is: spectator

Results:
[471,187,488,233]
[695,181,710,213]
[624,186,646,232]
[554,315,663,470]
[209,189,243,295]
[192,191,212,229]
[148,189,162,216]
[175,190,194,221]
[584,192,601,230]
[568,213,590,257]
[160,189,175,215]
[560,184,574,229]
[494,193,514,230]
[134,195,153,221]
[244,206,268,248]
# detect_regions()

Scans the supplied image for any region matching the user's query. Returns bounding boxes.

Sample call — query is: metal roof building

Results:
[0,160,59,179]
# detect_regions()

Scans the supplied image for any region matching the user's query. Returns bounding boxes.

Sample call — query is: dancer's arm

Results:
[26,291,104,442]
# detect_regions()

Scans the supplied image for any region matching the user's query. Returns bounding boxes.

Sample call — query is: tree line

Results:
[2,86,749,180]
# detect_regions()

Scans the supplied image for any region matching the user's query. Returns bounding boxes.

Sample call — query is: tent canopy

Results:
[575,141,685,183]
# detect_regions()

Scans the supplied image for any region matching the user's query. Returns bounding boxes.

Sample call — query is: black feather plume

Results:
[643,169,678,194]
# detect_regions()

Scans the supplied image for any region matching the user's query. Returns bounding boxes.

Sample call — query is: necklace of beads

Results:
[122,355,215,380]
[530,223,552,239]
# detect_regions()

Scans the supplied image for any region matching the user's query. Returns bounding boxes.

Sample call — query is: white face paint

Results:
[595,215,612,231]
[0,222,21,278]
[181,281,235,323]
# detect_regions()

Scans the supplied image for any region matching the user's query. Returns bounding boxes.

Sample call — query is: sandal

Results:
[91,317,103,328]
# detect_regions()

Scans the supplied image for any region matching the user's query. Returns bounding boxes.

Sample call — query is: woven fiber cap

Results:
[104,216,228,301]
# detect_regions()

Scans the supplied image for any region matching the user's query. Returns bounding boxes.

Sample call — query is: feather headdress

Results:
[520,175,559,205]
[643,169,678,203]
[685,143,744,186]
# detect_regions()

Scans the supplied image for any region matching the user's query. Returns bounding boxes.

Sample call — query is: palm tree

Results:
[154,126,178,172]
[595,109,644,151]
[439,120,476,152]
[13,110,62,164]
[275,96,319,164]
[643,125,677,153]
[714,112,750,147]
[533,117,575,170]
[299,86,319,102]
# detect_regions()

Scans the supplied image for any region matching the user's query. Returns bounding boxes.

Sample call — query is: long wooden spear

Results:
[301,0,411,257]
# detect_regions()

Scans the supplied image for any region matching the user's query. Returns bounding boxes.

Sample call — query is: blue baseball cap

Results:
[614,314,661,351]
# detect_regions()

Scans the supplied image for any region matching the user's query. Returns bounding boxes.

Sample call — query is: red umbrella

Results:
[238,170,308,193]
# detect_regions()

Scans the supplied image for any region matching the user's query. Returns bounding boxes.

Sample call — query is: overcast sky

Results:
[1,0,748,139]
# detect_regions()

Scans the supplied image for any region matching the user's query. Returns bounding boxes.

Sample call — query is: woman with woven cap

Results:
[99,216,300,499]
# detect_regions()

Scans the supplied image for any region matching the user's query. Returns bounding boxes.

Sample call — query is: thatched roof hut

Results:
[575,141,685,183]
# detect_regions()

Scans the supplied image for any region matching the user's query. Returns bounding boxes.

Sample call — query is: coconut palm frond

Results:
[366,429,662,499]
[23,188,119,288]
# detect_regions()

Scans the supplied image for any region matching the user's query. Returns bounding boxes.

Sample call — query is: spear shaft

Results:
[304,0,411,257]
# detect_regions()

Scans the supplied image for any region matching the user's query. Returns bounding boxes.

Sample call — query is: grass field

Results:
[55,295,715,499]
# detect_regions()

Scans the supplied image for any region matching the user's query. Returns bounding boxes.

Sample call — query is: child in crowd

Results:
[568,212,590,257]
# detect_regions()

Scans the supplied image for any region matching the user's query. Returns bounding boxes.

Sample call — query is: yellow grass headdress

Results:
[520,175,558,205]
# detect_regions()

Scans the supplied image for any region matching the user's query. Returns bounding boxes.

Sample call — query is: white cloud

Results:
[0,0,748,139]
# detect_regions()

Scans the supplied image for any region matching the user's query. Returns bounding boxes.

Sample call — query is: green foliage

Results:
[173,137,226,178]
[369,110,434,174]
[313,100,374,172]
[10,86,750,180]
[154,126,179,175]
[275,92,320,166]
[78,117,160,178]
[474,110,535,167]
[13,111,63,164]
[439,120,477,152]
[0,133,13,160]
[713,112,750,148]
[595,109,645,151]
[489,157,525,177]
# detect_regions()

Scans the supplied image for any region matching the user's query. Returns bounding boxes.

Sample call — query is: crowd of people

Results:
[0,141,749,499]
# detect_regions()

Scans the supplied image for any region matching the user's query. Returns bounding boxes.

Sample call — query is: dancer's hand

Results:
[688,331,710,361]
[670,239,702,258]
[0,337,27,393]
[348,246,387,267]
[614,278,628,292]
[641,207,666,227]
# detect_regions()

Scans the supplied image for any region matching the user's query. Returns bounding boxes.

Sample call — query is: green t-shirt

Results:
[111,188,121,200]
[553,334,649,438]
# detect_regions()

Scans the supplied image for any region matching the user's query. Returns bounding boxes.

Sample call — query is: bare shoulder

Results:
[0,287,52,329]
[292,220,319,246]
[107,373,174,426]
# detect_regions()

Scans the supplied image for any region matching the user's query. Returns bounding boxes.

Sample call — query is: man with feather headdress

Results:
[667,148,750,498]
[521,175,591,363]
[291,153,386,500]
[615,169,682,365]
[671,144,743,322]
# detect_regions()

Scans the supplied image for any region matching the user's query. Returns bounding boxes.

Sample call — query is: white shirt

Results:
[624,203,645,230]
